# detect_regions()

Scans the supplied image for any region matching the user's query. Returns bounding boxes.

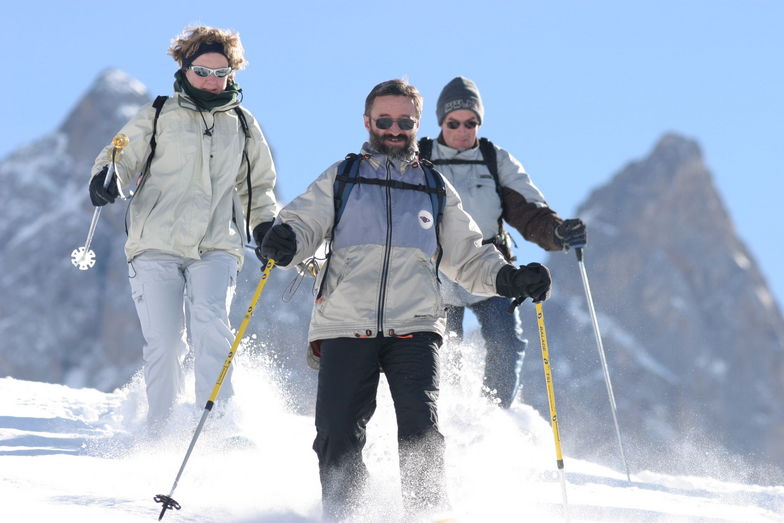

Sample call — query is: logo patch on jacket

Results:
[418,210,434,230]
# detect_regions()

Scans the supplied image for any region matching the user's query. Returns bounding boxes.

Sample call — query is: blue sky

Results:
[4,0,783,309]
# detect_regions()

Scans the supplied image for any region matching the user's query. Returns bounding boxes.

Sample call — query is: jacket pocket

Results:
[384,254,441,322]
[129,187,161,241]
[421,258,443,317]
[128,266,150,329]
[316,252,354,313]
[231,191,247,246]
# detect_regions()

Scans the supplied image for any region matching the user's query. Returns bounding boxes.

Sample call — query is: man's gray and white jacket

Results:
[276,143,509,343]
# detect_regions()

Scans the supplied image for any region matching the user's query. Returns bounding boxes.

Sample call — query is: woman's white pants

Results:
[128,250,238,428]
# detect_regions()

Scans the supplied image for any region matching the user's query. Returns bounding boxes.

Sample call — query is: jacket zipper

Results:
[377,160,394,334]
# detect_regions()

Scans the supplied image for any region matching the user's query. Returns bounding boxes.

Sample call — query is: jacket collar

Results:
[434,134,481,158]
[436,132,479,156]
[174,90,241,113]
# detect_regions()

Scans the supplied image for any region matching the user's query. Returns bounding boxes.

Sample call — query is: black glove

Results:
[496,263,552,303]
[555,218,587,250]
[252,221,275,262]
[259,223,297,266]
[89,165,120,206]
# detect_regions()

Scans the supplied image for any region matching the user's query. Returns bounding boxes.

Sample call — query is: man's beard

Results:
[369,129,417,160]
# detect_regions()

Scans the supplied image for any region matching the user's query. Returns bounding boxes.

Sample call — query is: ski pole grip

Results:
[575,247,584,263]
[104,134,130,190]
[112,133,129,150]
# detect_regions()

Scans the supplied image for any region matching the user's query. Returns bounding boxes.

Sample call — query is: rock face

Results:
[520,134,784,482]
[0,69,150,390]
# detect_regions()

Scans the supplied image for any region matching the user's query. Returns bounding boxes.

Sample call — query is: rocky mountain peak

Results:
[648,132,703,170]
[59,68,150,163]
[88,68,148,99]
[522,132,784,482]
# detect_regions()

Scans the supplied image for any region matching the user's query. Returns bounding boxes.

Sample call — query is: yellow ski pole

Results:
[535,301,570,522]
[154,258,276,520]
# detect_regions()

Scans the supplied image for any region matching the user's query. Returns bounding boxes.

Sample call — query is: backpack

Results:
[417,137,514,261]
[315,153,447,299]
[131,95,255,241]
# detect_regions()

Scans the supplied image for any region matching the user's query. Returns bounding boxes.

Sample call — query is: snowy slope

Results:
[2,339,782,523]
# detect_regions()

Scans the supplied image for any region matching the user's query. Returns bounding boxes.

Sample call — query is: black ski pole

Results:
[154,258,276,520]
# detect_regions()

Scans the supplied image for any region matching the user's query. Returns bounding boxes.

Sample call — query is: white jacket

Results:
[90,92,277,269]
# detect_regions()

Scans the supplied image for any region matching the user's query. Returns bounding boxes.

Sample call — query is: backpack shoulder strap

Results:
[124,96,167,235]
[136,95,168,192]
[333,153,364,226]
[418,159,446,223]
[233,106,254,241]
[418,160,447,278]
[149,96,168,157]
[478,137,513,250]
[150,95,167,146]
[478,137,500,192]
[317,153,363,299]
[234,106,251,139]
[417,137,433,161]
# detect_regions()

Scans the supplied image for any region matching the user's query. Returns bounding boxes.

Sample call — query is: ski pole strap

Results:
[507,295,526,314]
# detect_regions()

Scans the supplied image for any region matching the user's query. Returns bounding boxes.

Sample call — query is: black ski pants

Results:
[313,332,445,520]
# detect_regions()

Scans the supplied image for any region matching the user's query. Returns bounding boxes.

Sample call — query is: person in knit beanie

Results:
[418,76,586,408]
[436,76,484,126]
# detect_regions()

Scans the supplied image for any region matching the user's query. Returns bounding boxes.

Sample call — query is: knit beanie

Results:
[436,76,484,125]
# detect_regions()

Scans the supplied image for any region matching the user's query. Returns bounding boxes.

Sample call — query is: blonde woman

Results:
[89,26,278,433]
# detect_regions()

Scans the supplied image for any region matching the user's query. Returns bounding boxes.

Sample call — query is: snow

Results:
[756,285,776,312]
[97,69,148,98]
[579,208,618,237]
[118,103,145,120]
[2,340,783,522]
[733,251,751,271]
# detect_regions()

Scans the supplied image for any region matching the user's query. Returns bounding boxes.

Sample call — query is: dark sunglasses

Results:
[188,65,232,78]
[373,117,417,131]
[446,120,479,130]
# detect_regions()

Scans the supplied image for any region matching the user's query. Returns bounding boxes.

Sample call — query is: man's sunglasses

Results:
[373,117,417,131]
[446,120,479,130]
[188,65,232,78]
